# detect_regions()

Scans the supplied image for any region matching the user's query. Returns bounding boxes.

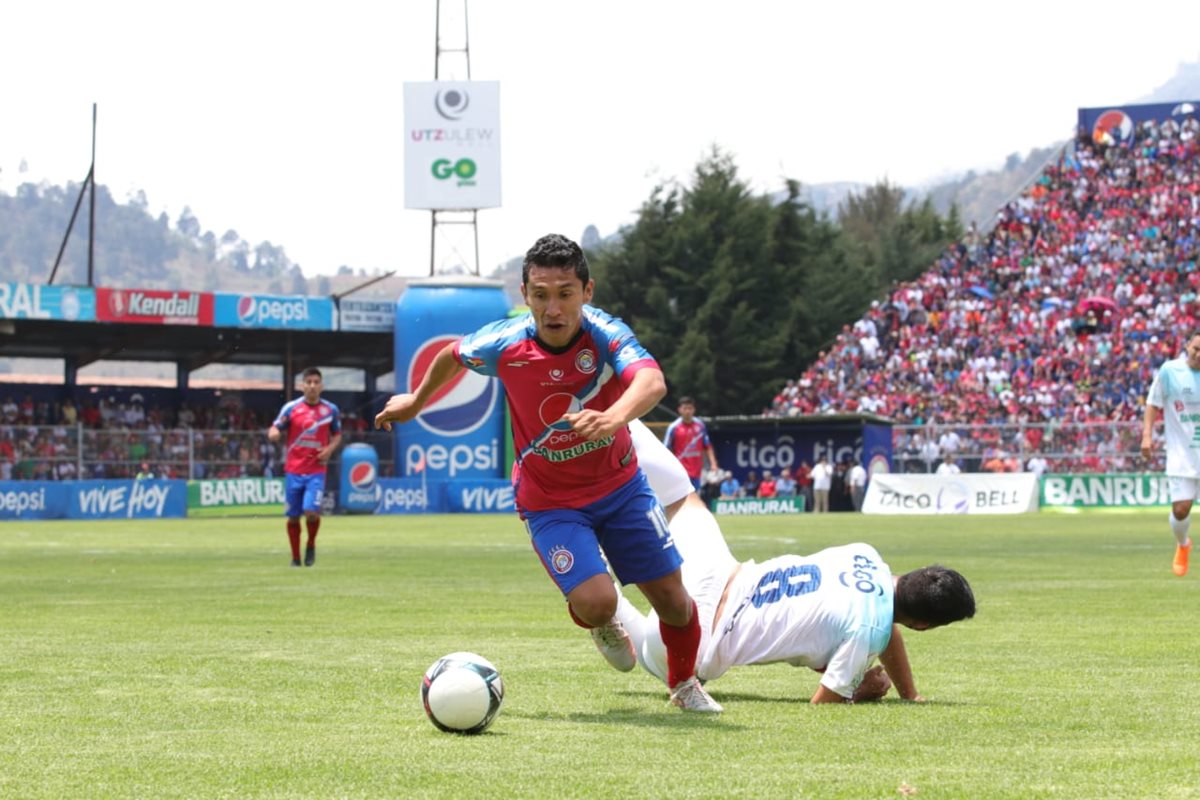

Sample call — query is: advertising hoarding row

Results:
[0,282,389,332]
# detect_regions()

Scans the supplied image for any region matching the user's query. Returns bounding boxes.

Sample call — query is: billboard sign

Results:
[0,283,96,321]
[338,298,395,332]
[404,81,501,209]
[213,293,335,330]
[1078,101,1199,145]
[95,288,214,325]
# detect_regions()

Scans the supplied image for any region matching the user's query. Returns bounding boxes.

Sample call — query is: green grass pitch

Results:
[2,510,1198,799]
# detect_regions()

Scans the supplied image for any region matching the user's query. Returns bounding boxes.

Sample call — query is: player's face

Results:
[678,402,695,421]
[301,374,323,403]
[521,266,594,349]
[1187,336,1200,370]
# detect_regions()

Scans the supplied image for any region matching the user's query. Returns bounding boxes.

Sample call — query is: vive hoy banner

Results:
[365,478,515,515]
[0,480,188,520]
[862,473,1038,515]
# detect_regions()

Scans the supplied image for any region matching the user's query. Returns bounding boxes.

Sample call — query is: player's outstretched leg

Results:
[1170,508,1192,577]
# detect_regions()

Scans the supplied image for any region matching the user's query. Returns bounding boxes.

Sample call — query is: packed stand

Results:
[767,113,1200,472]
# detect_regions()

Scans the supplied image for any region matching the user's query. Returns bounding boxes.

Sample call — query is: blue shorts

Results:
[525,471,683,596]
[689,476,702,491]
[285,472,326,518]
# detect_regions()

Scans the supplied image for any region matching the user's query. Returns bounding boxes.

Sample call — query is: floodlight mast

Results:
[49,103,98,286]
[429,0,482,277]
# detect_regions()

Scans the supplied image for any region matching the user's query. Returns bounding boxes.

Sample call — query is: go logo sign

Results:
[431,158,478,185]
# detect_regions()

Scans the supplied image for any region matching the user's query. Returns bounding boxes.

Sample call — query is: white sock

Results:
[1169,512,1191,547]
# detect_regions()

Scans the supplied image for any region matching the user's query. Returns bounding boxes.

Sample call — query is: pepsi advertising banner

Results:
[394,278,511,480]
[708,417,893,482]
[0,283,96,321]
[0,482,71,519]
[0,480,187,520]
[1078,101,1198,144]
[69,480,188,519]
[369,478,515,514]
[340,443,381,513]
[213,293,335,330]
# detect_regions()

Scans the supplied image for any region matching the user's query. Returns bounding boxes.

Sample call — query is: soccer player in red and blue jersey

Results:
[268,367,342,567]
[375,234,721,712]
[663,396,718,491]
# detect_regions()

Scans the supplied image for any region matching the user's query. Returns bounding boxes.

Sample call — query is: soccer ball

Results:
[421,652,504,734]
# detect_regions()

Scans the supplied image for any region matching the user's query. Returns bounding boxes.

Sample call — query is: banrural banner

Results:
[188,477,285,514]
[712,497,806,515]
[1040,474,1170,508]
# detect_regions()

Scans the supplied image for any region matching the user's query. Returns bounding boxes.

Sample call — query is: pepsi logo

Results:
[237,296,257,324]
[409,335,499,437]
[1092,109,1133,144]
[538,393,583,431]
[348,461,377,490]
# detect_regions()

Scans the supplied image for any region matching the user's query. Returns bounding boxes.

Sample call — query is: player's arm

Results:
[375,341,464,431]
[878,625,924,702]
[1141,401,1161,460]
[267,412,285,443]
[319,431,343,463]
[565,366,667,442]
[706,443,719,472]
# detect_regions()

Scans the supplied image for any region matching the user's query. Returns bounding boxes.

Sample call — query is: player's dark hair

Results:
[522,233,589,286]
[895,565,975,627]
[678,396,696,407]
[302,367,322,380]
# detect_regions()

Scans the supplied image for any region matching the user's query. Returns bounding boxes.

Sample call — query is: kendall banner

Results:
[0,283,95,321]
[95,288,214,326]
[213,293,335,330]
[862,473,1038,515]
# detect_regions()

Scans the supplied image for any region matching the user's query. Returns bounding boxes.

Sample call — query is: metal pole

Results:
[88,102,97,287]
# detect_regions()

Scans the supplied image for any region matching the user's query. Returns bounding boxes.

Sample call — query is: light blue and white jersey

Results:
[1147,355,1200,477]
[705,543,894,698]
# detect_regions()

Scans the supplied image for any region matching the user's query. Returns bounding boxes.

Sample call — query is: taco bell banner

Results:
[0,283,96,321]
[404,81,502,210]
[213,293,335,330]
[862,473,1038,515]
[1078,101,1199,145]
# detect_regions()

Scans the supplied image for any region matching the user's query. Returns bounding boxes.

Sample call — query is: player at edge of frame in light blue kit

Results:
[1141,332,1200,577]
[617,419,976,703]
[376,233,721,713]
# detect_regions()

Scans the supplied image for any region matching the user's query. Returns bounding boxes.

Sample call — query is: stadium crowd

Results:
[0,391,378,481]
[767,113,1200,472]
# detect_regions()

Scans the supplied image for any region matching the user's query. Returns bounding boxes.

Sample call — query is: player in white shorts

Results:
[608,419,975,703]
[1141,334,1200,576]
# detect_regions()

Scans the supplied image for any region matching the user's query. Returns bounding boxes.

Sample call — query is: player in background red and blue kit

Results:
[376,233,722,712]
[268,367,342,567]
[663,396,718,491]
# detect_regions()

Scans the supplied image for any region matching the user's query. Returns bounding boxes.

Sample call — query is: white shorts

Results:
[1168,477,1200,503]
[628,419,694,508]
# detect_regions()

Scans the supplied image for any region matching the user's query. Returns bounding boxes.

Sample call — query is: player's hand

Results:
[375,393,421,431]
[851,665,893,703]
[901,693,926,703]
[561,408,622,442]
[267,426,280,443]
[317,446,333,464]
[1140,436,1153,461]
